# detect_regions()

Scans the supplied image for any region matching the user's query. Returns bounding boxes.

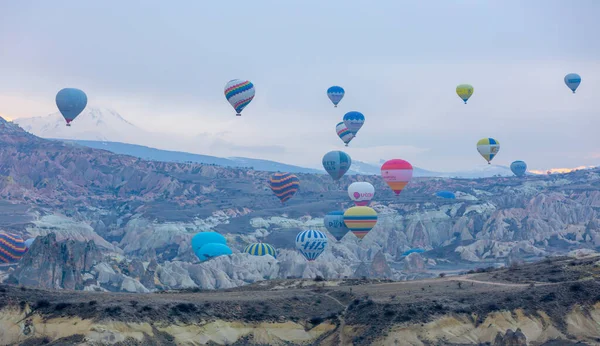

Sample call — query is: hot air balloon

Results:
[476,138,500,164]
[24,238,35,249]
[510,160,527,177]
[269,172,300,203]
[402,248,425,256]
[336,122,355,147]
[196,243,232,262]
[343,111,365,136]
[0,232,26,264]
[381,159,413,196]
[343,206,377,240]
[436,191,456,199]
[564,73,581,93]
[456,84,474,104]
[56,88,87,126]
[191,232,227,253]
[327,86,345,107]
[244,243,277,258]
[324,211,350,241]
[295,230,328,261]
[224,79,255,116]
[348,182,375,206]
[322,151,351,180]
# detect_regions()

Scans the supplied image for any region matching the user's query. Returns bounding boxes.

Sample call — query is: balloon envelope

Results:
[436,191,456,199]
[196,243,232,262]
[343,206,377,240]
[324,211,350,241]
[244,243,277,258]
[269,172,300,203]
[564,73,581,93]
[336,122,355,146]
[348,182,375,206]
[402,248,425,256]
[295,229,328,261]
[456,84,474,104]
[476,138,500,164]
[381,159,413,195]
[0,232,26,263]
[343,111,365,135]
[322,151,351,180]
[56,88,87,125]
[224,79,255,115]
[191,232,226,253]
[510,160,527,177]
[327,86,345,107]
[24,238,35,249]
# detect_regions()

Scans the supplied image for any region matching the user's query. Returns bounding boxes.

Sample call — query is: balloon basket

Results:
[236,113,241,116]
[66,123,71,127]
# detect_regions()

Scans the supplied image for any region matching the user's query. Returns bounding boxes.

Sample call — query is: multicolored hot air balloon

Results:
[381,159,413,196]
[191,232,227,253]
[295,229,328,261]
[56,88,87,126]
[224,79,255,116]
[510,160,527,177]
[269,172,300,203]
[343,206,377,240]
[348,182,375,206]
[336,122,355,146]
[324,211,350,241]
[436,191,456,199]
[196,243,232,262]
[244,243,277,258]
[327,86,345,107]
[476,138,500,164]
[343,111,365,136]
[456,84,474,104]
[322,151,351,180]
[0,232,26,264]
[564,73,581,93]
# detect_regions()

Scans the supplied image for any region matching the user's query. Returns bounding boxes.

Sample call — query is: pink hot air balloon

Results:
[381,159,413,196]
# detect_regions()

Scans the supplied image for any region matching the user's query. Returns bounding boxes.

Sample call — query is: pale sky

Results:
[1,0,599,172]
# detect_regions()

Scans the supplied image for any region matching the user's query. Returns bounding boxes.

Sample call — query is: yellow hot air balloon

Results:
[477,138,500,164]
[456,84,474,104]
[343,206,377,240]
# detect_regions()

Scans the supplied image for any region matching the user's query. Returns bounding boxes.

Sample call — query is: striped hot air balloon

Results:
[224,79,255,116]
[0,232,26,264]
[381,159,413,195]
[336,122,355,147]
[244,243,277,259]
[269,172,300,204]
[343,206,377,240]
[476,138,500,164]
[295,229,328,261]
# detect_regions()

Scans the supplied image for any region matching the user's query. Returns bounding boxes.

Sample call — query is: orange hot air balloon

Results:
[381,159,413,195]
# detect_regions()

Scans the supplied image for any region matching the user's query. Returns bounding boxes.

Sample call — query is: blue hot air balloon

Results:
[322,151,351,180]
[343,111,365,136]
[196,243,232,262]
[510,160,527,177]
[436,191,456,199]
[402,248,425,256]
[564,73,581,93]
[324,211,350,241]
[24,238,35,249]
[295,230,328,261]
[327,86,345,107]
[191,232,227,253]
[56,88,87,126]
[244,243,277,258]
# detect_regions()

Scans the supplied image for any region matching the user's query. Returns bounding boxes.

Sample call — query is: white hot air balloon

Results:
[348,182,375,206]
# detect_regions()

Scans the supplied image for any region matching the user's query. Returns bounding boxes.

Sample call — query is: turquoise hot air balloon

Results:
[324,211,350,241]
[191,232,227,253]
[510,160,527,177]
[0,232,26,264]
[56,88,87,126]
[327,86,345,107]
[244,243,277,258]
[436,191,456,199]
[196,243,232,262]
[322,151,351,180]
[295,230,328,261]
[564,73,581,93]
[343,111,365,136]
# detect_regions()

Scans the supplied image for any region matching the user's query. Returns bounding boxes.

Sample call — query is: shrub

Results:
[309,316,324,325]
[88,300,97,306]
[439,273,446,278]
[570,283,583,292]
[174,303,196,313]
[384,310,395,317]
[54,302,71,311]
[36,300,51,309]
[314,276,325,282]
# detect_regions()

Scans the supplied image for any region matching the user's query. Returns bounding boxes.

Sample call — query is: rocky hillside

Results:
[1,116,600,292]
[1,256,600,345]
